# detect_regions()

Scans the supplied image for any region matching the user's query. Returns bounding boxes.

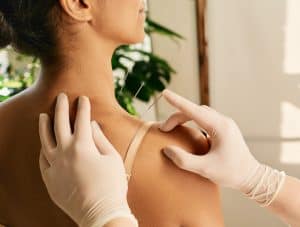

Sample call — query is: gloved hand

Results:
[159,90,286,207]
[159,89,261,192]
[38,93,138,227]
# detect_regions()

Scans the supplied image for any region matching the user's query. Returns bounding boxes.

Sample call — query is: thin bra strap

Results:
[124,121,155,181]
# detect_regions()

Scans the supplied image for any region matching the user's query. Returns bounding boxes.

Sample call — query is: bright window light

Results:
[284,0,300,74]
[280,142,300,164]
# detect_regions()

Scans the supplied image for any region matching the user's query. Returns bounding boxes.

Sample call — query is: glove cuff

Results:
[79,195,137,227]
[241,164,286,207]
[84,211,138,227]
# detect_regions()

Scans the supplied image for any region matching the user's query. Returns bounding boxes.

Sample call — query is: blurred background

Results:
[151,1,300,226]
[1,0,300,226]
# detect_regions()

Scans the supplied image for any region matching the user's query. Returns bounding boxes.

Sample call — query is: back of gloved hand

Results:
[38,93,138,227]
[159,89,260,192]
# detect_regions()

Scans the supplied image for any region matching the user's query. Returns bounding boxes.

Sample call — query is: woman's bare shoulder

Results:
[128,123,224,226]
[0,89,33,115]
[0,90,35,154]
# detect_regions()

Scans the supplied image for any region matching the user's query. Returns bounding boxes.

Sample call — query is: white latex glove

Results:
[38,93,138,227]
[159,89,260,192]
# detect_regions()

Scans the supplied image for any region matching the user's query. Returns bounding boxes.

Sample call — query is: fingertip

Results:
[78,96,91,112]
[39,114,46,130]
[162,111,191,133]
[79,95,90,103]
[158,122,169,132]
[161,124,173,132]
[78,96,82,107]
[39,113,49,122]
[162,89,174,100]
[164,88,179,96]
[57,92,67,102]
[55,93,69,115]
[74,95,92,139]
[162,89,170,96]
[163,147,175,159]
[39,113,48,140]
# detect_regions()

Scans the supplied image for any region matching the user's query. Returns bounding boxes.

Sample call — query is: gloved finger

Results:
[39,150,51,174]
[74,96,92,141]
[163,145,211,177]
[39,113,56,163]
[158,111,211,147]
[54,93,72,146]
[162,89,221,139]
[159,111,191,132]
[91,121,119,156]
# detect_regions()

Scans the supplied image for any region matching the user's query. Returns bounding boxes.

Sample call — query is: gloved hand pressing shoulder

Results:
[159,90,286,207]
[38,93,138,227]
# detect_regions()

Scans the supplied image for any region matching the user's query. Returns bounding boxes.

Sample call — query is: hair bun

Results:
[0,10,13,48]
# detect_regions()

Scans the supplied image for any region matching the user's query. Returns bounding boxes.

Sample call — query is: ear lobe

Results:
[59,0,93,22]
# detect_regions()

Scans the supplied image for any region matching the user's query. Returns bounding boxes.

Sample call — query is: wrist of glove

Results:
[79,195,138,227]
[239,162,286,207]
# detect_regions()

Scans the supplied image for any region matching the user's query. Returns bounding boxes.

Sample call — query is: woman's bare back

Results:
[0,88,224,227]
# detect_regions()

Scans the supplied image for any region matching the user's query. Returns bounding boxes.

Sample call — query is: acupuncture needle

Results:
[120,71,146,100]
[119,71,164,119]
[133,81,145,100]
[126,92,163,163]
[139,93,163,119]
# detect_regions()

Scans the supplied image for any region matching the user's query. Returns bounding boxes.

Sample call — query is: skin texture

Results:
[268,176,300,226]
[0,0,224,226]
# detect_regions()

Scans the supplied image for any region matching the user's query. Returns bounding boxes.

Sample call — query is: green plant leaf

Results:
[145,18,185,40]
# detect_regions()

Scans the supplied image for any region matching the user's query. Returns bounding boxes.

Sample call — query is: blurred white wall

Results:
[148,0,201,121]
[150,0,300,226]
[206,0,300,226]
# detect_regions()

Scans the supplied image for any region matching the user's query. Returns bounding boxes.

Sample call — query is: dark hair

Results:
[0,1,61,61]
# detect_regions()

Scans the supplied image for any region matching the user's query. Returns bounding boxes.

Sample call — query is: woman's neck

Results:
[32,37,128,117]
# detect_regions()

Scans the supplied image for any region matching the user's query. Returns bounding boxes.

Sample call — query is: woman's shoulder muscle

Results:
[0,91,33,147]
[128,123,224,226]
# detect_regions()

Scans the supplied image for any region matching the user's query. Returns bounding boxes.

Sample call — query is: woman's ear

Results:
[59,0,92,22]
